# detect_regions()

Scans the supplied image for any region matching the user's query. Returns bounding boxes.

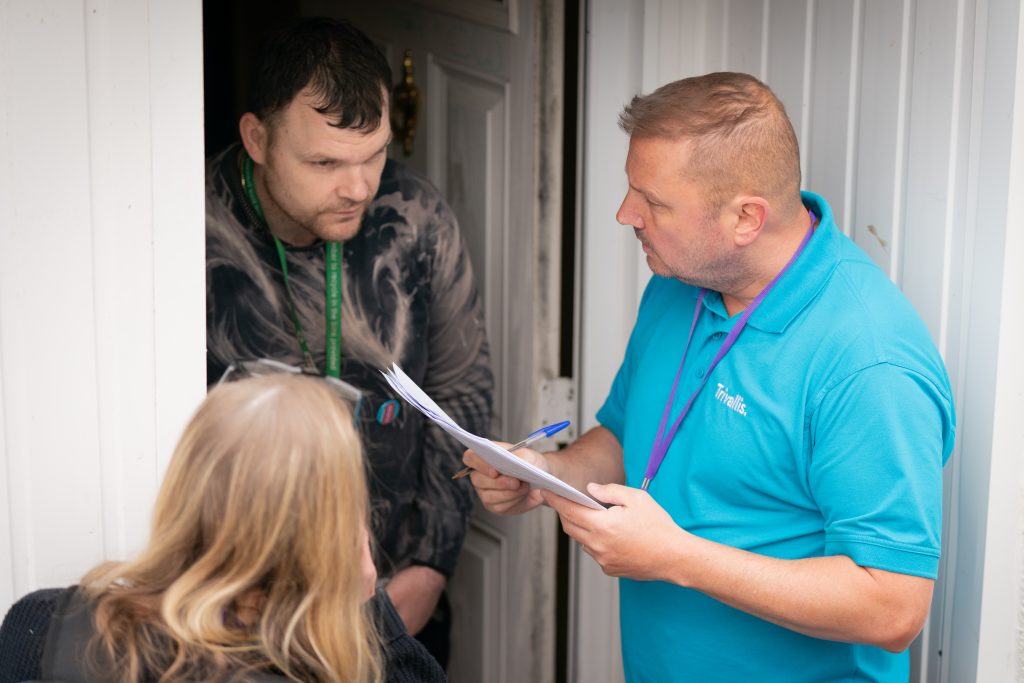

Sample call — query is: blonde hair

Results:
[81,374,382,683]
[619,72,802,215]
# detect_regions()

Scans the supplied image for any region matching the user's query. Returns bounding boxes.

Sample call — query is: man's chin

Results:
[314,213,365,242]
[645,254,670,278]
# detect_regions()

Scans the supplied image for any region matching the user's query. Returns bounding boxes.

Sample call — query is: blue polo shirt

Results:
[596,192,955,683]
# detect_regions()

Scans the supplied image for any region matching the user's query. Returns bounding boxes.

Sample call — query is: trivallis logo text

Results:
[715,383,748,416]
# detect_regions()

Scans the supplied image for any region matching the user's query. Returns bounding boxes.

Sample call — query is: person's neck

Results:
[720,208,813,317]
[251,164,318,247]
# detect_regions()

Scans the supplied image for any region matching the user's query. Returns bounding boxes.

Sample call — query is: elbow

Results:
[873,607,928,653]
[859,568,934,653]
[877,631,919,654]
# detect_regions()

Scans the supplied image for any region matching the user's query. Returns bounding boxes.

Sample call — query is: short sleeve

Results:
[809,363,953,578]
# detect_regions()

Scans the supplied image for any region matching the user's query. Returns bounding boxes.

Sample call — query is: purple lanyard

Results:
[640,217,816,491]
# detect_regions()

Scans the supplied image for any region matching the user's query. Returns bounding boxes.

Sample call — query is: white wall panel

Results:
[903,0,972,346]
[850,0,911,276]
[807,0,859,229]
[942,1,1024,680]
[701,2,729,74]
[765,0,812,170]
[724,0,766,76]
[974,6,1024,678]
[149,0,207,477]
[0,0,205,613]
[86,0,159,563]
[641,0,682,93]
[1,1,106,608]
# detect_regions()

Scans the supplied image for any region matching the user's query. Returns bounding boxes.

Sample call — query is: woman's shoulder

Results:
[3,585,75,625]
[0,585,78,683]
[15,586,292,683]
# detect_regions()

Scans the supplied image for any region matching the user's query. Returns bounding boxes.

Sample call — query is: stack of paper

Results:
[380,364,604,510]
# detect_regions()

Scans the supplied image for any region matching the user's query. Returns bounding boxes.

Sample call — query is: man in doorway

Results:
[206,17,493,667]
[464,72,954,681]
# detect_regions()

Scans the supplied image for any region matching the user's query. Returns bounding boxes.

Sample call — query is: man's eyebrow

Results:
[630,183,665,204]
[307,135,392,164]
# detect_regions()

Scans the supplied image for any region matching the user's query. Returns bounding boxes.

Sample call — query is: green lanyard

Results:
[241,153,342,378]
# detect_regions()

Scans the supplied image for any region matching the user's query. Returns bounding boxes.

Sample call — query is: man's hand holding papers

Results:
[462,445,550,515]
[380,364,603,510]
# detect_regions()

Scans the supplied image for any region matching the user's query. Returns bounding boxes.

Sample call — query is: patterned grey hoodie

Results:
[206,144,493,577]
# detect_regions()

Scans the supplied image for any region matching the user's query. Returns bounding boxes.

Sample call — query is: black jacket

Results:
[206,145,493,578]
[0,586,445,683]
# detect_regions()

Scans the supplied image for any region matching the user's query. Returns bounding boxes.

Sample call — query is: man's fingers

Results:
[542,490,598,535]
[462,449,500,478]
[477,481,526,504]
[539,489,562,511]
[470,476,543,516]
[469,470,525,491]
[542,489,582,517]
[586,482,637,507]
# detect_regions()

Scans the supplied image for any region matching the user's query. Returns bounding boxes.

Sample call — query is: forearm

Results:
[552,480,934,653]
[545,426,624,491]
[386,564,447,635]
[664,532,933,651]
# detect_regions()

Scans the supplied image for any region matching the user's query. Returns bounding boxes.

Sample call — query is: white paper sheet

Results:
[381,363,604,510]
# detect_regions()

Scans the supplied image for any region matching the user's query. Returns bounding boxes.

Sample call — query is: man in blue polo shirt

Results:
[463,72,955,682]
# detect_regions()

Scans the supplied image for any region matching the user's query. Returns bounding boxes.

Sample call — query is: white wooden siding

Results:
[0,0,206,613]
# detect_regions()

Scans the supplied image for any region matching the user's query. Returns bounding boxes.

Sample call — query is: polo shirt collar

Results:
[701,191,841,334]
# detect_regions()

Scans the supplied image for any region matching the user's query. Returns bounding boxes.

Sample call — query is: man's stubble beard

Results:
[655,239,758,295]
[264,178,367,244]
[305,207,367,243]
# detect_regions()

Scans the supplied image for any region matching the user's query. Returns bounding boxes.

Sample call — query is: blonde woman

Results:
[0,374,445,683]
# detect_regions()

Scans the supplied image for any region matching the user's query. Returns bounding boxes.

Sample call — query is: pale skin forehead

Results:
[267,90,393,162]
[624,136,699,202]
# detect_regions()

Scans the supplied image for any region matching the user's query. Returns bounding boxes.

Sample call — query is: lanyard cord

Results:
[240,153,343,377]
[641,216,816,491]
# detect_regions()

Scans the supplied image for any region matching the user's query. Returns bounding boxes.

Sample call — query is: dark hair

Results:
[248,17,392,131]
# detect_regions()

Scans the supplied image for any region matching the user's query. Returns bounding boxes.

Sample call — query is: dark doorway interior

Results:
[202,0,301,156]
[556,3,581,680]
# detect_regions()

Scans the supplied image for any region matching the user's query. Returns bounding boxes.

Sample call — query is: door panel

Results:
[427,61,509,427]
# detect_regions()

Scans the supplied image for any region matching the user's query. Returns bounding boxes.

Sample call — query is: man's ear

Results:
[733,196,769,247]
[239,112,269,165]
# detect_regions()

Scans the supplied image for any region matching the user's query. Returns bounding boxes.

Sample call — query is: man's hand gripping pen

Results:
[451,420,570,480]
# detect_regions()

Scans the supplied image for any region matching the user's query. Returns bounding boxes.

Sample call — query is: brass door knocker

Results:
[391,50,419,157]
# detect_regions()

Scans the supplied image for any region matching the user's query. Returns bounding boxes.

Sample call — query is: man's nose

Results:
[616,196,643,228]
[338,167,371,202]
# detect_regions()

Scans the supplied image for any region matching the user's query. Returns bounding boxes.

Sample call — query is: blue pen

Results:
[451,420,571,480]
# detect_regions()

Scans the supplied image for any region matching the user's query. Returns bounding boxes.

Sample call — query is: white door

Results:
[299,2,567,681]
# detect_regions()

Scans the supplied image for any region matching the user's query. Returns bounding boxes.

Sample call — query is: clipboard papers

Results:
[380,364,604,510]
